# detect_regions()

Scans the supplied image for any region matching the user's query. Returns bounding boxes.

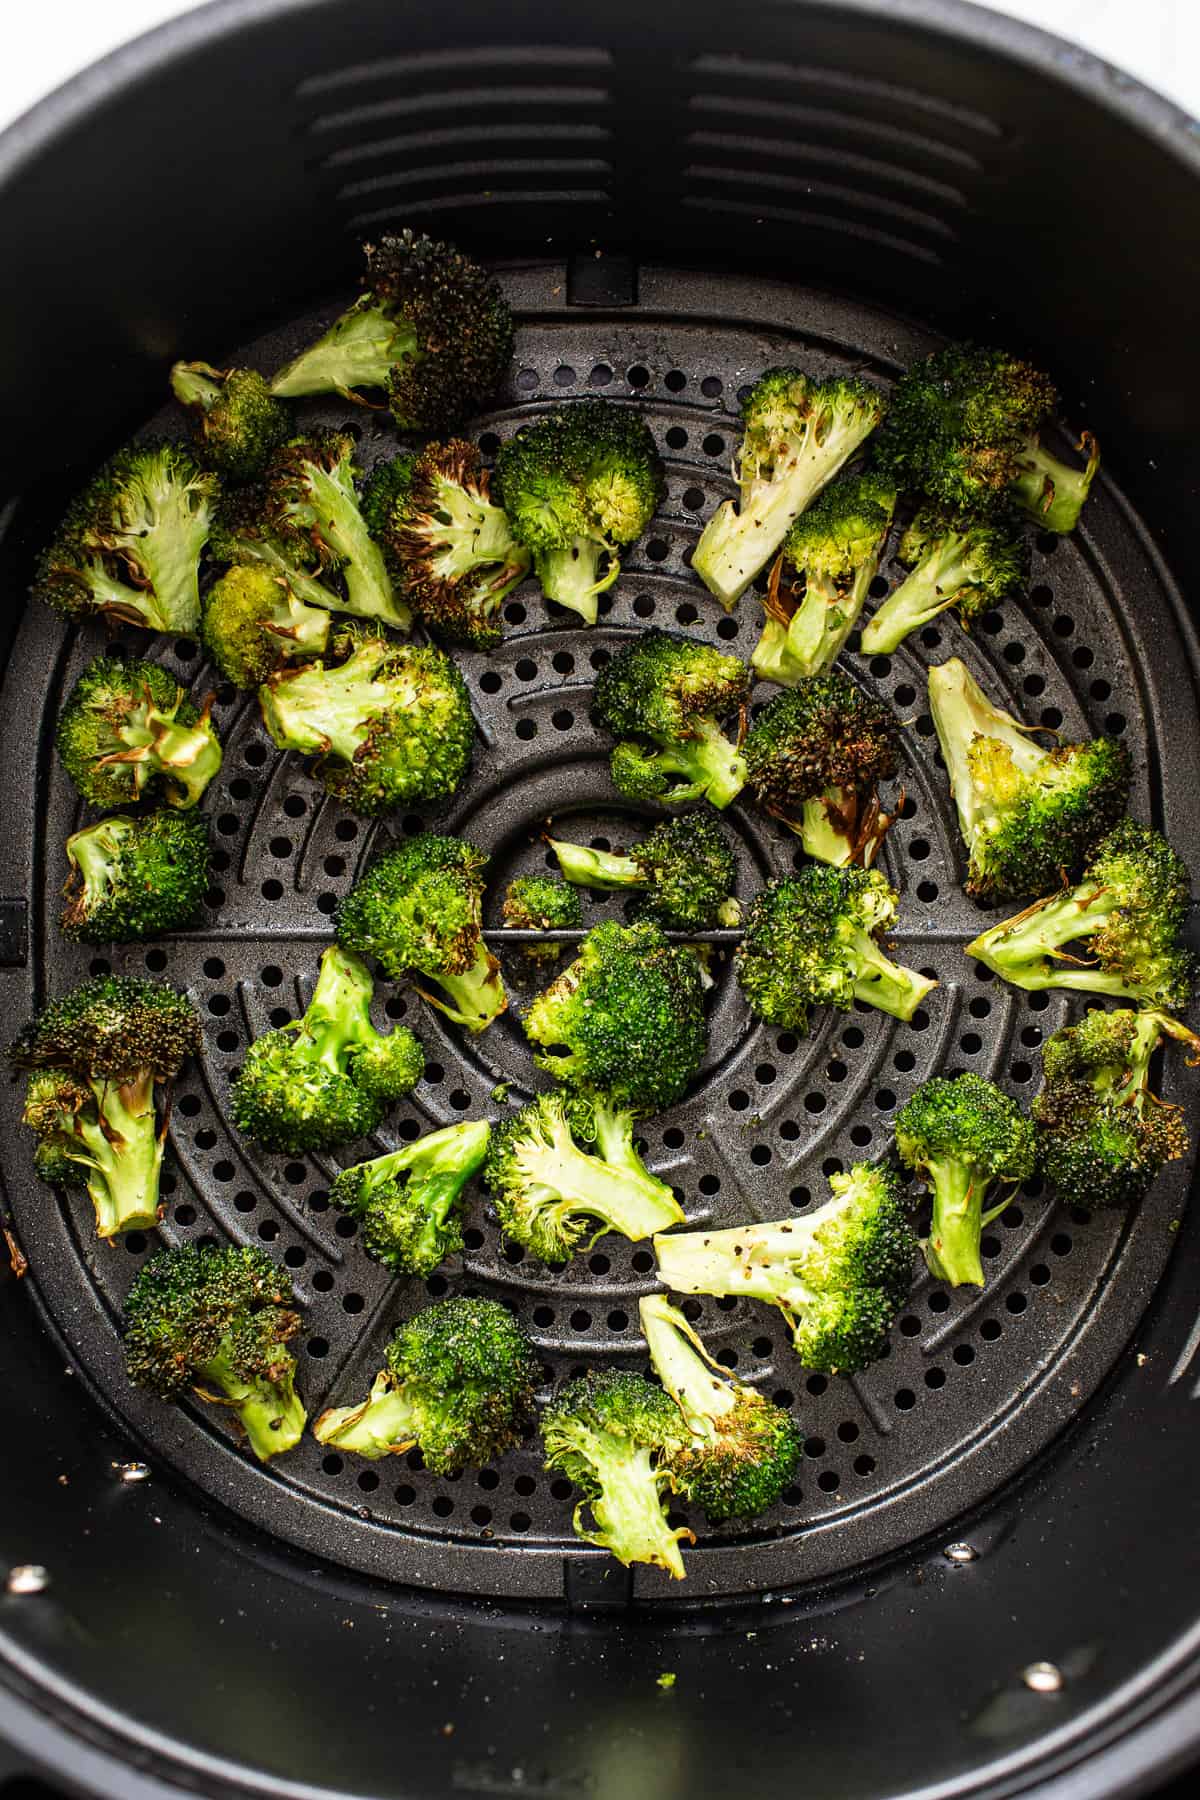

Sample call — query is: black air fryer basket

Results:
[3,2,1200,1796]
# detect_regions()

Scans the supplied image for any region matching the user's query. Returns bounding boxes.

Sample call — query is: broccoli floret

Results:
[875,344,1100,532]
[60,810,210,943]
[592,629,750,810]
[170,361,289,479]
[202,563,331,690]
[743,675,900,868]
[522,918,706,1110]
[639,1293,803,1523]
[654,1163,916,1374]
[928,658,1130,898]
[548,813,740,931]
[269,231,513,431]
[124,1244,305,1460]
[495,401,665,623]
[859,506,1028,655]
[313,1297,537,1472]
[56,656,223,810]
[966,821,1196,1010]
[230,945,424,1152]
[32,441,218,636]
[692,369,887,611]
[737,868,935,1030]
[330,1119,491,1276]
[752,472,897,682]
[11,976,200,1239]
[336,833,507,1033]
[258,627,474,817]
[483,1091,683,1266]
[363,441,530,649]
[1033,1008,1200,1210]
[502,876,583,965]
[894,1073,1037,1287]
[541,1370,692,1577]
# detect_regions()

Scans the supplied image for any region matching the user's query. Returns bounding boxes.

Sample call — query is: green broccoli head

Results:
[202,563,331,689]
[170,361,290,480]
[56,656,223,810]
[331,1119,490,1276]
[592,630,750,809]
[548,812,739,931]
[60,810,210,943]
[502,875,584,964]
[124,1243,306,1460]
[859,505,1028,655]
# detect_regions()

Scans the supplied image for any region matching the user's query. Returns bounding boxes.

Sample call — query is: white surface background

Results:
[0,0,1197,136]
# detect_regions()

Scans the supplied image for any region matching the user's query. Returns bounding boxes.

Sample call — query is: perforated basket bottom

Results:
[2,265,1197,1603]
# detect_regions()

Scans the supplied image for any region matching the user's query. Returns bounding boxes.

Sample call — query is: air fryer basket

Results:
[3,3,1200,1798]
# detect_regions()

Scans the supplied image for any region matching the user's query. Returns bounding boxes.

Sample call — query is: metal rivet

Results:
[1022,1661,1064,1694]
[943,1542,977,1564]
[118,1461,151,1484]
[6,1565,50,1595]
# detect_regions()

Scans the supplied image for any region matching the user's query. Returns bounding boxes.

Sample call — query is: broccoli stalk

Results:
[271,303,415,401]
[61,810,210,942]
[1011,432,1102,534]
[313,1371,419,1458]
[860,508,1028,655]
[331,1120,491,1276]
[22,1070,164,1239]
[268,433,410,631]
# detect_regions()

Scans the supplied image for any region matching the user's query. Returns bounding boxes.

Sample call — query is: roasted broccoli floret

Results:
[737,868,935,1030]
[639,1293,803,1523]
[494,401,665,623]
[11,977,200,1239]
[655,1162,916,1374]
[269,231,513,431]
[743,675,900,867]
[170,361,290,479]
[859,506,1028,655]
[523,918,706,1110]
[336,833,507,1032]
[363,441,530,649]
[875,344,1100,532]
[592,629,750,810]
[692,369,887,611]
[313,1297,537,1472]
[483,1091,683,1265]
[541,1370,692,1577]
[548,813,740,931]
[928,658,1130,898]
[894,1073,1037,1287]
[966,821,1196,1010]
[752,472,897,682]
[331,1120,491,1276]
[502,875,583,965]
[60,810,210,942]
[124,1244,305,1460]
[32,441,217,636]
[56,656,222,810]
[1033,1007,1200,1210]
[258,627,474,816]
[230,946,424,1152]
[202,563,331,689]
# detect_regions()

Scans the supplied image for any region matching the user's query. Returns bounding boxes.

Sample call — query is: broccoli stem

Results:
[259,643,392,758]
[82,557,161,630]
[534,537,616,625]
[775,567,874,680]
[196,1342,307,1460]
[301,461,411,630]
[848,931,935,1020]
[966,890,1130,994]
[227,535,348,616]
[519,1128,684,1241]
[654,1224,819,1320]
[549,840,643,890]
[567,1430,687,1577]
[674,718,747,811]
[75,1074,164,1239]
[928,658,1045,843]
[304,946,379,1064]
[1011,432,1100,534]
[169,361,223,414]
[383,1121,491,1267]
[270,302,418,400]
[639,1293,733,1435]
[107,700,222,809]
[128,469,209,636]
[800,792,859,868]
[65,817,133,914]
[425,476,524,575]
[313,1372,418,1458]
[420,941,507,1033]
[922,1160,993,1287]
[860,536,979,655]
[586,1103,682,1215]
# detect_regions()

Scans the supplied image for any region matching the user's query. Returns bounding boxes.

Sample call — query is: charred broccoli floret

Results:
[875,343,1100,532]
[639,1293,803,1523]
[929,658,1130,898]
[1033,1008,1200,1210]
[592,629,750,810]
[859,506,1028,655]
[56,656,222,811]
[894,1073,1037,1287]
[32,441,217,636]
[230,946,424,1152]
[752,472,897,682]
[737,868,935,1030]
[336,833,507,1032]
[502,875,583,965]
[202,563,331,689]
[692,369,887,611]
[269,231,513,431]
[967,821,1196,1010]
[548,813,739,930]
[655,1162,916,1374]
[124,1244,305,1460]
[11,977,200,1239]
[743,675,900,867]
[60,810,210,943]
[541,1370,692,1578]
[170,361,289,479]
[313,1297,537,1472]
[362,440,530,649]
[330,1120,491,1276]
[495,401,664,623]
[258,627,474,816]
